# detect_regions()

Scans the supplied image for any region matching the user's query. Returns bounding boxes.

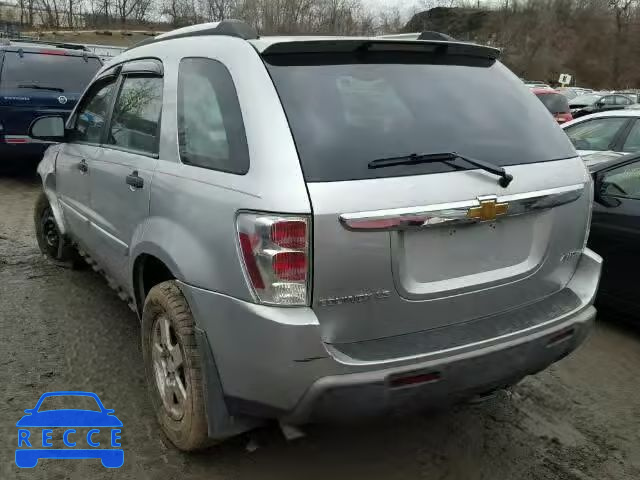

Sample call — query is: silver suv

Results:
[30,21,602,451]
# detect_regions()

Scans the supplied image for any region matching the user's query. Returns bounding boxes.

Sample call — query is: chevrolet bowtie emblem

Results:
[467,196,509,221]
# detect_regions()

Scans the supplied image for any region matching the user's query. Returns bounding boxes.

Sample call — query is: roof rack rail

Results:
[128,20,258,51]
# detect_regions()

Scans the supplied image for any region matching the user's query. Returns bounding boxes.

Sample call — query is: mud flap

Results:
[193,326,261,440]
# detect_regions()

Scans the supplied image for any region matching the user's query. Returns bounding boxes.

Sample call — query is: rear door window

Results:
[615,95,632,106]
[0,51,101,92]
[564,117,628,151]
[265,54,576,182]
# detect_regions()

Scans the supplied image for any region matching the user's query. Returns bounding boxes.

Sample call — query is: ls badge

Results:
[318,289,391,307]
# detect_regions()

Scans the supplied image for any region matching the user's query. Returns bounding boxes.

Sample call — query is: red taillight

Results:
[272,251,307,281]
[555,113,573,124]
[238,232,265,289]
[236,214,310,305]
[271,220,306,248]
[389,372,441,388]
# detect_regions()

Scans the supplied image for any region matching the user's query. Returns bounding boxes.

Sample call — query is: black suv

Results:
[0,40,102,163]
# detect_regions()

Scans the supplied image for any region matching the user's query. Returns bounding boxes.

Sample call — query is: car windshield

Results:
[535,92,570,113]
[0,52,101,92]
[37,395,101,412]
[265,53,575,182]
[570,94,602,106]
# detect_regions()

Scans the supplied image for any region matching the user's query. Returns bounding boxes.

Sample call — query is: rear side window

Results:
[107,76,163,155]
[0,52,101,92]
[535,93,570,114]
[615,95,632,106]
[266,54,576,182]
[177,58,249,174]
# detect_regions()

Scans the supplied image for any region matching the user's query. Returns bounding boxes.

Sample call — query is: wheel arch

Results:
[132,250,181,317]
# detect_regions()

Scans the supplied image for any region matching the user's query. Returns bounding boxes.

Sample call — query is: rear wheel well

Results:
[134,254,175,315]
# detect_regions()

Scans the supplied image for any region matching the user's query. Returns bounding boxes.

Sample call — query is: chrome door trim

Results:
[339,183,586,231]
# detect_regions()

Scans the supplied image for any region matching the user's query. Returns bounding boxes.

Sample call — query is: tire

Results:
[33,192,83,268]
[142,280,209,451]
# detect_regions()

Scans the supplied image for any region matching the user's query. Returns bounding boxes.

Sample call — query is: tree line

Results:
[412,0,640,89]
[3,0,640,88]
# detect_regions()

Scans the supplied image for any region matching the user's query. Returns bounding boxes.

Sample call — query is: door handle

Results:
[78,159,88,173]
[126,171,144,189]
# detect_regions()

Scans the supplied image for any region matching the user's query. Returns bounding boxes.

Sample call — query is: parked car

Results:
[615,92,640,104]
[571,94,635,118]
[569,93,602,115]
[524,80,551,89]
[556,87,580,100]
[580,150,625,169]
[561,110,640,155]
[29,21,601,452]
[0,40,102,163]
[584,151,640,317]
[557,87,592,100]
[532,88,573,123]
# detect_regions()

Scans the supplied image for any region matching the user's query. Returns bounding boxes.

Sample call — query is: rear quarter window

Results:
[266,54,576,182]
[177,58,249,174]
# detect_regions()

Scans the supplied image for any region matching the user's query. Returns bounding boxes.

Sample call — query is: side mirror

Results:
[29,116,66,142]
[594,177,622,207]
[23,409,34,414]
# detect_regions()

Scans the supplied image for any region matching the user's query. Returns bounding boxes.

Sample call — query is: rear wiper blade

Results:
[367,152,514,188]
[17,83,64,92]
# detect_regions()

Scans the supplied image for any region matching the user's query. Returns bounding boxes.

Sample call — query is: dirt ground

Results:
[1,169,640,480]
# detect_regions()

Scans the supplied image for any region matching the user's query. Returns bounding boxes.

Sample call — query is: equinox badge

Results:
[466,196,509,222]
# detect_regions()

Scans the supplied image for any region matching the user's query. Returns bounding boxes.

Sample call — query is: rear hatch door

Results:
[0,49,101,140]
[265,41,591,345]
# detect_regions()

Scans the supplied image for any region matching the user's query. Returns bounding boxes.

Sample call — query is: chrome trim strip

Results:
[339,183,585,231]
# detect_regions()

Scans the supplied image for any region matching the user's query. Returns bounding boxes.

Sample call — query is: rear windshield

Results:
[535,92,570,114]
[0,51,101,92]
[266,53,576,182]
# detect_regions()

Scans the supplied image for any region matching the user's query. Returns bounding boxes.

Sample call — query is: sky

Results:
[364,0,423,14]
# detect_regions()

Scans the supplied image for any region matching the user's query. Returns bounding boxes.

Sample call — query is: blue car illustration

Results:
[16,391,123,468]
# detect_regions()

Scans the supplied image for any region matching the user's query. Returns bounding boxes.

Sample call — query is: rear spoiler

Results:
[260,39,500,60]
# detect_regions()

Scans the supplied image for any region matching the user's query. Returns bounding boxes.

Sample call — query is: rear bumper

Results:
[0,141,48,161]
[179,249,601,424]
